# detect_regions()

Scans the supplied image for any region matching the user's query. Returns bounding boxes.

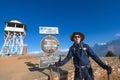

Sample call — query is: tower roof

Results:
[10,20,22,24]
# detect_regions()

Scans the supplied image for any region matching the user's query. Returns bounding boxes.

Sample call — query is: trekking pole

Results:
[107,64,112,80]
[107,71,110,80]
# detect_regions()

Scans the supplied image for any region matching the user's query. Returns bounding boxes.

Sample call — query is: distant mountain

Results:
[92,38,120,56]
[54,49,68,56]
[29,38,120,57]
[28,49,68,57]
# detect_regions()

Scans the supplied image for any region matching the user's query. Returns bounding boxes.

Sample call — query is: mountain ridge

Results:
[92,38,120,56]
[29,38,120,57]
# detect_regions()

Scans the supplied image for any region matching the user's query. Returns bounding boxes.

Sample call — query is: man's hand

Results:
[54,62,60,67]
[107,65,112,74]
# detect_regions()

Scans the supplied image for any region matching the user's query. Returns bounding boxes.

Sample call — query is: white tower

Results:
[0,20,27,56]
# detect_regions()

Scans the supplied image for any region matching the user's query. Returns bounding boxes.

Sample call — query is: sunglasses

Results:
[74,35,80,38]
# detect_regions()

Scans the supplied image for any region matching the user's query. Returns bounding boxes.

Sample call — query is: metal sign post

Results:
[39,27,59,80]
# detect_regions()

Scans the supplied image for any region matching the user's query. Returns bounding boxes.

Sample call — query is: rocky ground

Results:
[90,57,120,80]
[0,55,119,80]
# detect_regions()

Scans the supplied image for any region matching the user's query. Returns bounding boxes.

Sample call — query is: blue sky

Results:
[0,0,120,53]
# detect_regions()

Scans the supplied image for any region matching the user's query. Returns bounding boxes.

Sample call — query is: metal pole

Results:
[57,68,60,80]
[49,64,53,80]
[57,55,61,80]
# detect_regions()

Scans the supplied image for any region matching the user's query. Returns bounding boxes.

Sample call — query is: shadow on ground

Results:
[24,62,68,80]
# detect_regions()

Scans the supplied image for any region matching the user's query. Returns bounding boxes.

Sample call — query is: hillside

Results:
[92,38,120,56]
[0,55,120,80]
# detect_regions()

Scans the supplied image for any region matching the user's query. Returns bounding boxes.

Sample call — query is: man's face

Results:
[73,35,81,44]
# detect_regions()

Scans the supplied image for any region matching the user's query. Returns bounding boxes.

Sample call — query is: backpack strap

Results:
[81,44,89,57]
[72,47,76,55]
[72,44,89,57]
[72,44,91,68]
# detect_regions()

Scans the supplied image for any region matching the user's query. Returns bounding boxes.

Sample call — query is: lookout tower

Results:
[0,20,27,56]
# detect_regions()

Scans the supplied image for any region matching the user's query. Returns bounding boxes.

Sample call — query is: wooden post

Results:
[49,64,53,80]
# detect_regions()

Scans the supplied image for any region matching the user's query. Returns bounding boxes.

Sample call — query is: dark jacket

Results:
[59,42,108,69]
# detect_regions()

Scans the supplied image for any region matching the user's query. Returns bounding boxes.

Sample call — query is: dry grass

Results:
[0,55,119,80]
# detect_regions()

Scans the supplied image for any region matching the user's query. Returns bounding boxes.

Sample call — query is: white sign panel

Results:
[39,56,59,68]
[39,27,59,34]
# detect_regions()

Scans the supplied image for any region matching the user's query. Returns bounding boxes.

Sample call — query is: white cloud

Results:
[28,51,41,54]
[28,49,69,55]
[115,33,120,37]
[97,42,106,45]
[59,48,69,52]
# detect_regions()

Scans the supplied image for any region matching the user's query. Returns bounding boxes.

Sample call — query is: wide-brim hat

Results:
[70,32,85,41]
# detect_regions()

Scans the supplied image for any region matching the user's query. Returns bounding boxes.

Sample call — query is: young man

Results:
[55,32,112,80]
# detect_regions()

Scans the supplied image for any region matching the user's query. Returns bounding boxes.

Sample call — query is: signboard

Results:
[39,27,59,69]
[39,27,59,34]
[40,35,59,55]
[39,56,59,68]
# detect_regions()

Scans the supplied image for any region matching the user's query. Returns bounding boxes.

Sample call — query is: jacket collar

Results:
[73,42,83,48]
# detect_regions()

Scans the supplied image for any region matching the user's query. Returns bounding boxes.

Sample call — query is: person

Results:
[54,32,112,80]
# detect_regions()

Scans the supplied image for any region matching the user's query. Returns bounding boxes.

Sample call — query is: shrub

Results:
[105,50,116,57]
